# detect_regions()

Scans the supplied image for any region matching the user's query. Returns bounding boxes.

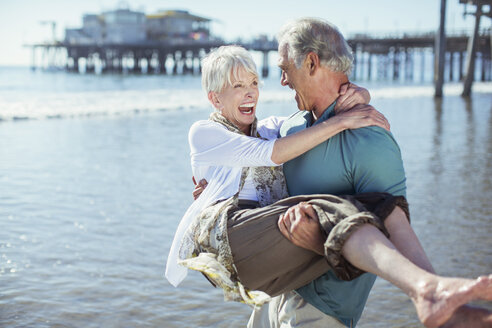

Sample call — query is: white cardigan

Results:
[166,116,285,287]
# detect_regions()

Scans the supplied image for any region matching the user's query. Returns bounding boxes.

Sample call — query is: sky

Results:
[0,0,490,66]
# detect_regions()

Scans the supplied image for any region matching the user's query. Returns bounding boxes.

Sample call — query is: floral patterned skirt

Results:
[180,192,408,306]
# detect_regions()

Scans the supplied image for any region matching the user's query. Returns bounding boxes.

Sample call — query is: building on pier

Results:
[27,4,491,86]
[39,6,220,74]
[65,8,147,45]
[64,8,209,45]
[146,10,211,41]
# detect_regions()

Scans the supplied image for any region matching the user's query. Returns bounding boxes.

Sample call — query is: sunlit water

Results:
[1,67,491,327]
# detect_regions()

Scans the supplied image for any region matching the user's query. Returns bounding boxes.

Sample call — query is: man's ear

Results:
[208,91,222,110]
[305,52,320,76]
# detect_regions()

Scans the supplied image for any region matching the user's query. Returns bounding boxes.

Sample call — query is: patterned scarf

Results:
[209,111,289,206]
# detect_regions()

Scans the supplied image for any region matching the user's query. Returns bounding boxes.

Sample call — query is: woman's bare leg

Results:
[375,207,492,327]
[278,203,492,328]
[384,206,435,273]
[341,224,492,327]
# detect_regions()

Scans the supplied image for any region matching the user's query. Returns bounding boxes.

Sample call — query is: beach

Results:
[1,66,491,327]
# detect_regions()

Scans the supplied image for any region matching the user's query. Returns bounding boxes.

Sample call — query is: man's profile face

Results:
[277,43,312,112]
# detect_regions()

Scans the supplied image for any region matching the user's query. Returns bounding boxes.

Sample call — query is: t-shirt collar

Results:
[308,101,337,127]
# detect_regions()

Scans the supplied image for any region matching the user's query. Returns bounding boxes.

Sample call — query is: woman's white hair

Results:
[277,17,353,75]
[201,45,258,93]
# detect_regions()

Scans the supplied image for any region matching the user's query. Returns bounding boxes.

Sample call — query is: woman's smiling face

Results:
[211,67,259,135]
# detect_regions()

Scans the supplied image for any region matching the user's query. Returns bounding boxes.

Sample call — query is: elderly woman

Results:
[166,46,491,328]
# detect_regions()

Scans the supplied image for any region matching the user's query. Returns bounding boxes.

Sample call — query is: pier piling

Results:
[435,0,447,97]
[462,0,486,97]
[261,51,269,78]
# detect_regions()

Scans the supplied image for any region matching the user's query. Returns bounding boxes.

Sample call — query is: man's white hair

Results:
[277,17,353,75]
[201,45,258,93]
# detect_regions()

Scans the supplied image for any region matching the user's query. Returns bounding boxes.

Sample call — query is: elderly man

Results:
[248,17,491,328]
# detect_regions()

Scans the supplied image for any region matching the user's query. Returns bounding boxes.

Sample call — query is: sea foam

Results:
[0,82,490,122]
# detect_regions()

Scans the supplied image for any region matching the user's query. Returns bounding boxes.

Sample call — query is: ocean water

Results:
[0,67,491,327]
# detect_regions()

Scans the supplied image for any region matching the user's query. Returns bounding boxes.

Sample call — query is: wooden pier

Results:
[28,30,491,86]
[347,30,491,82]
[30,39,225,75]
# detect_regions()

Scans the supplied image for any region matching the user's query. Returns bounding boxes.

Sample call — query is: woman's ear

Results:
[208,91,222,110]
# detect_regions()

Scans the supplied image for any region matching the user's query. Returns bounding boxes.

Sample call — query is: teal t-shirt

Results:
[279,102,407,327]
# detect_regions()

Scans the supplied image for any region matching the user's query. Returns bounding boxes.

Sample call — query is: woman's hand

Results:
[335,82,371,113]
[192,177,208,200]
[336,104,390,131]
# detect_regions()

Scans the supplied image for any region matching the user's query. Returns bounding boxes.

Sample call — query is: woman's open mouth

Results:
[238,102,255,115]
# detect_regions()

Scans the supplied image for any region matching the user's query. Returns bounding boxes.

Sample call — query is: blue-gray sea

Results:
[1,66,491,327]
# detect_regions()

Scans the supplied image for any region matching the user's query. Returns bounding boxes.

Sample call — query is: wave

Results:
[257,82,492,104]
[1,82,490,122]
[0,89,209,121]
[370,82,492,99]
